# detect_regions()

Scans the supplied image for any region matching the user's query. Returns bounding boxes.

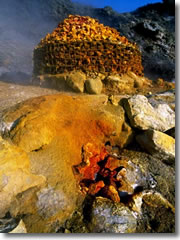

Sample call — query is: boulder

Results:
[1,95,132,152]
[130,190,175,233]
[139,191,175,233]
[85,78,103,94]
[122,95,175,131]
[136,129,175,164]
[0,94,133,232]
[88,197,137,233]
[0,136,46,219]
[66,71,86,93]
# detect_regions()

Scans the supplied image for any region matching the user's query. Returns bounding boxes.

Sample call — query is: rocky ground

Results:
[0,77,175,233]
[0,0,175,234]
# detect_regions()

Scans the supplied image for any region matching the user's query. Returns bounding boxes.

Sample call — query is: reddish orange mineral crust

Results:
[73,143,136,203]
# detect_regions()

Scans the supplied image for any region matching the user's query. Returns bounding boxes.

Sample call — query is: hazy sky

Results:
[72,0,163,13]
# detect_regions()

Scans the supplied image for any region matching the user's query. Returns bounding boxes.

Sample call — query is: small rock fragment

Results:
[9,220,27,233]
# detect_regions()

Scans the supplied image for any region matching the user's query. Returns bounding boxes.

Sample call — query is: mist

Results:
[0,0,175,83]
[0,0,131,79]
[0,0,96,78]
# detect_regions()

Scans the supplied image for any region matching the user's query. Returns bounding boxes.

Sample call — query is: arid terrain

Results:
[0,0,175,234]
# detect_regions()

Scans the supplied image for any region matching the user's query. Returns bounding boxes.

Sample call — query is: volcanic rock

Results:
[0,94,133,232]
[122,95,175,131]
[88,197,137,233]
[136,129,175,164]
[66,71,86,93]
[120,149,175,205]
[1,94,132,151]
[147,89,175,111]
[85,78,103,94]
[0,213,19,233]
[0,136,46,219]
[139,191,175,233]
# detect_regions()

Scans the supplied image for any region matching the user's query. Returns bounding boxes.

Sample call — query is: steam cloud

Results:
[0,0,94,76]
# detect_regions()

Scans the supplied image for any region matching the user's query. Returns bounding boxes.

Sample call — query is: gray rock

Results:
[139,191,175,233]
[136,129,175,164]
[88,197,137,233]
[120,149,175,205]
[85,78,103,94]
[0,214,19,233]
[123,95,175,131]
[66,71,86,93]
[147,90,175,111]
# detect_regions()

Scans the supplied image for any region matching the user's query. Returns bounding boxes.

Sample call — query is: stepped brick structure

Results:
[33,15,143,76]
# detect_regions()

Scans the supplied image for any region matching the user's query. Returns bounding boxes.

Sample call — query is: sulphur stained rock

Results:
[88,181,105,195]
[136,129,175,164]
[22,138,83,233]
[0,95,132,232]
[1,94,132,152]
[85,78,103,94]
[88,197,137,233]
[74,143,146,202]
[66,71,86,93]
[123,95,175,131]
[0,137,46,219]
[100,185,120,203]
